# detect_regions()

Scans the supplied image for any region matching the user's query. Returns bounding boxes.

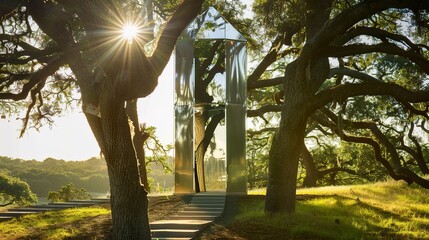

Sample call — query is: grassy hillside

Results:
[0,156,174,198]
[0,207,110,240]
[0,156,110,197]
[225,180,429,240]
[1,181,428,239]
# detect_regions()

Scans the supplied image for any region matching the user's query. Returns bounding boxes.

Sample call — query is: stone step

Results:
[150,219,211,230]
[68,200,105,204]
[0,199,110,222]
[148,193,227,240]
[0,216,13,222]
[169,215,217,221]
[191,195,225,199]
[151,229,199,238]
[10,208,53,212]
[0,211,38,217]
[32,204,76,209]
[91,198,110,202]
[192,194,226,199]
[192,195,225,199]
[194,192,226,196]
[49,202,94,206]
[190,199,225,205]
[150,238,191,240]
[176,211,222,217]
[183,206,223,212]
[187,203,225,208]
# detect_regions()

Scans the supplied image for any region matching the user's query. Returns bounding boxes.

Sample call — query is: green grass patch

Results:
[0,207,109,240]
[236,181,429,240]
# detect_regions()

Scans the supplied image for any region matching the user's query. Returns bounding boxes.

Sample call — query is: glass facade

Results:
[174,7,247,194]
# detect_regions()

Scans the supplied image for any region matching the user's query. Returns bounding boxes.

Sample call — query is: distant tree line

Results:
[0,156,110,197]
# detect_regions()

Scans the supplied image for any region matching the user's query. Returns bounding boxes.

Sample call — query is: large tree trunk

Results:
[264,0,332,214]
[98,84,151,239]
[71,58,151,238]
[26,1,203,237]
[265,59,329,213]
[265,116,307,212]
[265,62,309,213]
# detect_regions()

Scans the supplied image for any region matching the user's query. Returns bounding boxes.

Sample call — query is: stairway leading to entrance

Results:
[150,192,225,240]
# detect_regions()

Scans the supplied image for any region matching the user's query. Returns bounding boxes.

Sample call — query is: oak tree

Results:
[0,0,203,238]
[246,0,429,213]
[0,172,37,207]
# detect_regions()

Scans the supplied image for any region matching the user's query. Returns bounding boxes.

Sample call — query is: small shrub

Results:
[47,183,91,202]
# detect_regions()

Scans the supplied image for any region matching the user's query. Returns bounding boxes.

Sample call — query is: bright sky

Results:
[0,59,174,161]
[0,2,254,161]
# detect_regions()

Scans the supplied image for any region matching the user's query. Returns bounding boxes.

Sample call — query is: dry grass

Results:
[0,195,187,240]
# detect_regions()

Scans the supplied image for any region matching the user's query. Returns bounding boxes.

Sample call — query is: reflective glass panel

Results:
[226,104,247,193]
[226,41,246,104]
[195,40,226,104]
[194,105,226,191]
[175,6,247,194]
[179,7,246,41]
[175,41,195,105]
[174,105,194,193]
[196,7,227,40]
[203,111,226,191]
[226,22,246,41]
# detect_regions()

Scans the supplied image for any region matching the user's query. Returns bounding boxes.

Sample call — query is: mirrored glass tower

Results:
[174,7,247,194]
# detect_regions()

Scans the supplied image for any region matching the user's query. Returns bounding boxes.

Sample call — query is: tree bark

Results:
[301,144,318,187]
[17,1,204,239]
[99,82,151,239]
[265,98,308,212]
[194,110,225,192]
[265,0,331,213]
[265,60,312,213]
[126,100,150,192]
[265,57,330,212]
[194,111,208,192]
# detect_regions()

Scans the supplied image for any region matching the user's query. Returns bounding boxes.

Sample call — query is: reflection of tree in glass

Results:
[195,40,225,103]
[188,8,227,40]
[208,80,225,103]
[193,39,226,192]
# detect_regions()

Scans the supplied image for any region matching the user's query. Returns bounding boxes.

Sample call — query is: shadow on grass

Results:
[208,194,427,240]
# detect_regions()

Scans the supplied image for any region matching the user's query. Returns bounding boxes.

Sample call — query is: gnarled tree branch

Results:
[0,56,65,101]
[309,81,429,115]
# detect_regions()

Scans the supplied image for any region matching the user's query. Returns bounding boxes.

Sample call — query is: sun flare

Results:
[121,23,139,44]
